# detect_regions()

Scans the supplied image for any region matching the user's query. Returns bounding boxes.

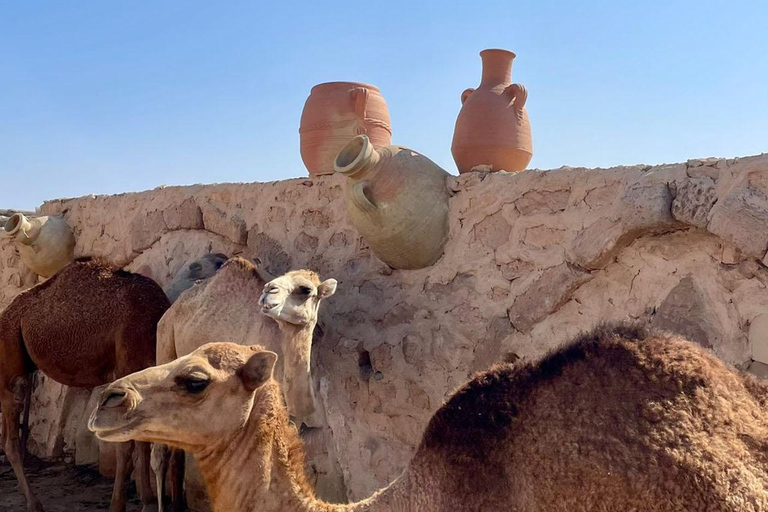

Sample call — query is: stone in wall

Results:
[1,154,768,502]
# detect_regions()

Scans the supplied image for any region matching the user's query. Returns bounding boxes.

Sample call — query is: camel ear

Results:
[239,351,277,392]
[252,258,276,283]
[318,279,337,299]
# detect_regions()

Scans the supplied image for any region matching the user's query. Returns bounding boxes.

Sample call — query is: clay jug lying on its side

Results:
[452,48,533,174]
[300,82,392,177]
[2,213,75,277]
[334,135,451,270]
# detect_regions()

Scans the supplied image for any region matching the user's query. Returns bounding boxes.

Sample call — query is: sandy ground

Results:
[0,453,143,512]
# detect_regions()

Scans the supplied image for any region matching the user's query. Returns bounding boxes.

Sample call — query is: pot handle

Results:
[18,227,34,246]
[504,83,528,113]
[351,181,378,214]
[351,87,369,135]
[460,88,475,105]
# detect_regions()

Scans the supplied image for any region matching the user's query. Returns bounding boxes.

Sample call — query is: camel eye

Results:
[296,286,312,296]
[177,376,210,394]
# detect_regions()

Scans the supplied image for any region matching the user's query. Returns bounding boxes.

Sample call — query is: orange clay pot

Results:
[300,82,391,177]
[452,49,532,174]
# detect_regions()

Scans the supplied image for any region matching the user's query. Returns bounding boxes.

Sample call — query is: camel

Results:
[0,257,170,512]
[90,324,768,512]
[152,256,336,511]
[258,268,337,424]
[163,253,229,303]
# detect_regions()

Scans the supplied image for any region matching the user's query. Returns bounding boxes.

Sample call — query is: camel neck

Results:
[278,321,315,350]
[277,321,319,423]
[192,388,407,512]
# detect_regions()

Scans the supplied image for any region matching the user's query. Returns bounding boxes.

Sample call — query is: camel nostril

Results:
[101,390,127,409]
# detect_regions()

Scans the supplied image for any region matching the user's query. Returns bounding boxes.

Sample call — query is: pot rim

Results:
[310,81,381,93]
[3,212,26,236]
[334,135,373,176]
[480,48,517,59]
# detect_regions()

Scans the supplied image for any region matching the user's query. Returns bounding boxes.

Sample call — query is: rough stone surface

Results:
[750,313,768,365]
[507,263,592,332]
[670,177,717,228]
[1,154,768,501]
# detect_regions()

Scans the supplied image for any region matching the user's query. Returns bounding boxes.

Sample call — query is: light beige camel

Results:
[156,256,336,423]
[152,257,336,511]
[91,325,768,512]
[259,268,337,426]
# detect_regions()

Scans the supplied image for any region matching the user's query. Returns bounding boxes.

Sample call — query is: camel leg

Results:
[136,441,157,512]
[21,374,32,463]
[169,448,186,512]
[109,441,134,512]
[1,392,43,512]
[151,443,170,512]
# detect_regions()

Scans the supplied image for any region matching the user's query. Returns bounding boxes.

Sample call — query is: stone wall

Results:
[1,154,768,500]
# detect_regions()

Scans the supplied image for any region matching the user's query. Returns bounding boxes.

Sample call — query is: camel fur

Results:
[90,324,768,511]
[1,258,170,512]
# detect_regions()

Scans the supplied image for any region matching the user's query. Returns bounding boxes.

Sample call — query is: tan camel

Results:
[91,324,768,512]
[156,257,335,422]
[152,257,336,511]
[0,258,169,512]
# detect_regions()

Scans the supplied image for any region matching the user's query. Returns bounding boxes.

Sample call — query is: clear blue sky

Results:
[1,1,766,210]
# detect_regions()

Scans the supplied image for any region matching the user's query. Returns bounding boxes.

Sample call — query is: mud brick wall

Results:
[1,153,767,500]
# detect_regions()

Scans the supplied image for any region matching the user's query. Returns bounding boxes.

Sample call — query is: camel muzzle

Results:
[98,384,141,412]
[101,389,128,408]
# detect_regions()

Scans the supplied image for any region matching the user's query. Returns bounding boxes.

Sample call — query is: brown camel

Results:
[152,257,336,511]
[0,258,170,512]
[90,324,768,512]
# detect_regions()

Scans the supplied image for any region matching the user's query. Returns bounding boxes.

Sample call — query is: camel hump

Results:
[419,322,751,456]
[218,256,273,283]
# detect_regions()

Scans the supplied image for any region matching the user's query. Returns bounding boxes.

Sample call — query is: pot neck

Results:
[479,50,515,87]
[335,137,383,181]
[5,214,39,245]
[343,150,380,180]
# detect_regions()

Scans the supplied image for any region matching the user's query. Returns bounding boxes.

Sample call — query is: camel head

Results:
[88,343,278,450]
[258,270,337,327]
[187,252,228,280]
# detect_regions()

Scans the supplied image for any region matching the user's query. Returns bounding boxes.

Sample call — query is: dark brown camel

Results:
[0,258,170,512]
[91,324,768,511]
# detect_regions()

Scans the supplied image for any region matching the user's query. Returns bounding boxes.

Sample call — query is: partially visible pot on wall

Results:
[452,49,532,174]
[334,135,451,270]
[300,82,392,177]
[2,213,75,278]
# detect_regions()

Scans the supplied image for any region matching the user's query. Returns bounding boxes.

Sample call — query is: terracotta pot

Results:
[334,135,451,270]
[452,49,532,174]
[300,82,391,177]
[2,213,75,277]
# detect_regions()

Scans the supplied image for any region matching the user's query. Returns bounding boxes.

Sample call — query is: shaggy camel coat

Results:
[1,258,169,512]
[91,324,768,512]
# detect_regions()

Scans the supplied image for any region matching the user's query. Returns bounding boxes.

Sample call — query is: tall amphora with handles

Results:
[452,49,533,174]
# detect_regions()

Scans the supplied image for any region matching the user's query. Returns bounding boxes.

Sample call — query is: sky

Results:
[1,1,766,210]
